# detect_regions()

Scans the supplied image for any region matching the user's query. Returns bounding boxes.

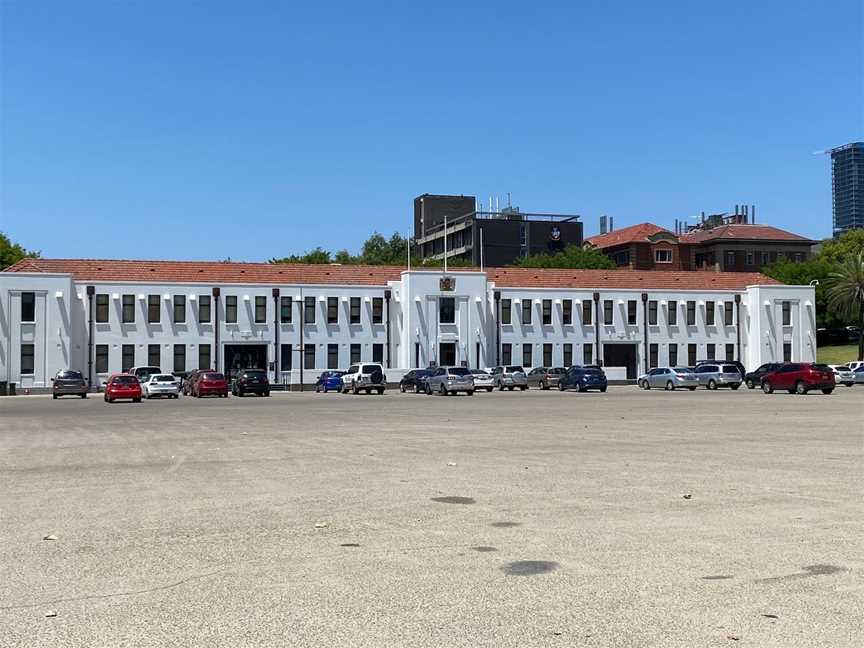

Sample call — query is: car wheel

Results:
[520,386,527,391]
[558,382,566,391]
[707,379,717,390]
[400,384,405,393]
[508,386,514,391]
[499,384,505,391]
[52,394,58,400]
[665,381,674,391]
[576,383,584,393]
[467,390,474,396]
[81,394,87,399]
[264,391,270,397]
[688,386,696,391]
[486,387,493,392]
[795,380,807,395]
[365,389,371,395]
[377,388,384,395]
[745,379,755,389]
[415,384,422,393]
[315,385,320,393]
[821,388,834,395]
[134,398,141,403]
[426,384,432,395]
[600,386,607,393]
[439,384,447,396]
[730,384,740,391]
[762,380,774,394]
[352,384,359,395]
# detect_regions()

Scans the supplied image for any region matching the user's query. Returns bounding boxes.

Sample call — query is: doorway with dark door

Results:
[439,342,457,366]
[602,343,638,380]
[224,344,268,380]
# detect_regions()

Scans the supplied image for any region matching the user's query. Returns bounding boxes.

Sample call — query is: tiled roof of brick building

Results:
[679,224,813,244]
[4,258,782,291]
[584,223,676,248]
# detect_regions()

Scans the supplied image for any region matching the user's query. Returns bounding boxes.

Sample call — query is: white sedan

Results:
[143,374,181,399]
[828,365,856,387]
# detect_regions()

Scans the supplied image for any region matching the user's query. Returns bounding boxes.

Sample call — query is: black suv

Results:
[232,369,271,397]
[399,369,432,393]
[743,363,782,389]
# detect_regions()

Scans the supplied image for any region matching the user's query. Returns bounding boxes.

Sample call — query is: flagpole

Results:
[444,215,448,274]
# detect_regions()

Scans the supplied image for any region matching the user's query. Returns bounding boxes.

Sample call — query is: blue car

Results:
[558,365,608,392]
[315,371,344,393]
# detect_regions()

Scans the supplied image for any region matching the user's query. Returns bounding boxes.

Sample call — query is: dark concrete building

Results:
[413,194,583,267]
[830,142,864,236]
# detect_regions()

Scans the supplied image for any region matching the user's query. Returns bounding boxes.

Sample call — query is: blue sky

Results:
[1,1,861,261]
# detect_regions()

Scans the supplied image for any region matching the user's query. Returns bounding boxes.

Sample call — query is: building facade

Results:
[1,259,816,388]
[831,142,864,236]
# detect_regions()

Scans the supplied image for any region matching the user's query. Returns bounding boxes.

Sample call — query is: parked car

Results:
[526,367,566,390]
[743,363,783,389]
[342,363,386,394]
[129,366,162,384]
[693,363,742,390]
[847,361,864,372]
[827,365,856,387]
[854,366,864,384]
[315,371,345,393]
[695,359,746,378]
[192,371,229,398]
[636,367,699,391]
[490,365,528,391]
[558,365,608,392]
[51,369,88,399]
[232,369,270,397]
[469,369,497,392]
[103,374,142,403]
[399,369,431,393]
[760,363,835,395]
[425,366,475,395]
[142,374,181,399]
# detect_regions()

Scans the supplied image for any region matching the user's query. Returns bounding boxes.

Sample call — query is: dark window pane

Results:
[95,345,109,373]
[327,344,339,369]
[582,300,592,325]
[199,295,212,323]
[501,299,512,325]
[522,300,532,324]
[21,292,36,322]
[173,295,186,323]
[199,344,211,370]
[669,344,678,367]
[304,344,316,369]
[226,296,238,323]
[627,300,637,325]
[563,343,573,367]
[583,344,593,365]
[304,297,316,324]
[724,301,734,326]
[372,343,383,363]
[648,300,658,325]
[173,344,186,372]
[543,343,552,366]
[649,343,658,368]
[706,301,715,326]
[350,297,361,324]
[121,344,135,372]
[502,343,512,365]
[603,300,613,325]
[668,300,677,325]
[350,344,361,364]
[148,344,161,367]
[255,296,267,324]
[327,297,338,324]
[440,297,455,324]
[562,299,572,325]
[542,300,552,325]
[280,296,292,324]
[96,294,109,323]
[20,343,35,374]
[686,301,696,326]
[280,344,293,371]
[372,297,383,324]
[148,295,161,323]
[122,294,135,323]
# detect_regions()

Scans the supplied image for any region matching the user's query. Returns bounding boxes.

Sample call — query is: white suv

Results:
[341,363,386,395]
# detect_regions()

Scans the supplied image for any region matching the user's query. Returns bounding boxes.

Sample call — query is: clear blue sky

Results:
[1,1,861,261]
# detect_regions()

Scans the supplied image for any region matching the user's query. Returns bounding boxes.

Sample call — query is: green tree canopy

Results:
[512,245,616,270]
[824,250,864,360]
[269,246,333,264]
[0,232,39,270]
[818,229,864,265]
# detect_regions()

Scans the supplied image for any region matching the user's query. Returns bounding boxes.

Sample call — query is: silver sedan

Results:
[470,370,497,392]
[425,367,475,395]
[637,367,699,391]
[143,374,181,399]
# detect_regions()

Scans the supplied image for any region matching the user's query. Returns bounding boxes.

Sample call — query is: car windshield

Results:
[243,371,267,379]
[471,370,489,376]
[447,368,470,376]
[57,371,83,379]
[834,365,851,371]
[112,376,137,385]
[673,367,692,373]
[583,369,603,375]
[721,365,739,373]
[812,364,831,372]
[203,373,224,381]
[153,375,175,382]
[506,366,524,373]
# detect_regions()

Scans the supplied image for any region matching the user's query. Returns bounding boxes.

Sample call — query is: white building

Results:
[0,258,816,388]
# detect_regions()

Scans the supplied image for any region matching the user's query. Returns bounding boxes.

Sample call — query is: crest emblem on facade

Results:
[439,276,456,291]
[550,226,561,241]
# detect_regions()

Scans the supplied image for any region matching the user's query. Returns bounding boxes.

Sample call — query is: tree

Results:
[513,245,616,269]
[825,250,864,360]
[819,229,864,266]
[761,257,842,328]
[269,247,333,264]
[0,232,39,270]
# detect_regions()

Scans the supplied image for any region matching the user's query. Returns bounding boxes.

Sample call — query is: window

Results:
[304,296,316,324]
[304,345,316,369]
[502,343,512,365]
[705,301,715,326]
[725,344,735,361]
[654,249,672,263]
[669,344,678,367]
[328,344,339,369]
[521,300,532,325]
[96,294,109,323]
[783,342,792,362]
[372,343,383,363]
[648,300,658,325]
[255,296,267,324]
[746,251,754,266]
[583,344,593,365]
[280,344,293,371]
[372,297,384,324]
[562,299,573,325]
[226,296,238,323]
[707,343,716,360]
[582,300,593,325]
[612,250,630,266]
[761,251,770,266]
[199,344,211,370]
[173,295,186,323]
[668,300,677,326]
[501,299,512,325]
[95,345,109,373]
[603,300,613,325]
[121,294,135,323]
[173,344,185,372]
[415,343,420,368]
[542,300,552,325]
[122,344,135,372]
[725,251,736,267]
[649,343,658,368]
[688,344,697,366]
[522,344,533,367]
[350,344,361,364]
[439,297,455,324]
[148,344,161,367]
[277,296,291,324]
[543,343,553,366]
[326,297,338,324]
[20,343,35,374]
[148,295,161,323]
[350,297,361,324]
[724,301,734,326]
[199,295,211,323]
[686,301,696,326]
[563,343,573,367]
[794,252,803,262]
[21,292,36,322]
[782,301,791,326]
[627,300,637,325]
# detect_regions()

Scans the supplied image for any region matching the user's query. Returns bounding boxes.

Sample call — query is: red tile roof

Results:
[3,258,782,291]
[584,223,676,248]
[680,224,813,244]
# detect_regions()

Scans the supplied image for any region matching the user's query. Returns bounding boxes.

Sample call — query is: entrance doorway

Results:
[602,343,638,380]
[224,344,268,380]
[439,342,457,366]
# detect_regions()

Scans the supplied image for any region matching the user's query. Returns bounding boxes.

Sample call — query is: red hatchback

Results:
[193,371,229,398]
[104,374,143,403]
[761,363,836,395]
